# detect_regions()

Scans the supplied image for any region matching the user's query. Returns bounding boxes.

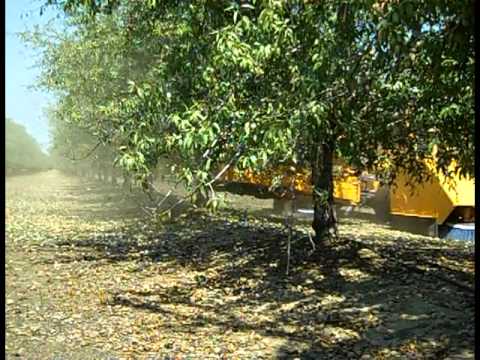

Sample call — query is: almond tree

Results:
[34,0,474,242]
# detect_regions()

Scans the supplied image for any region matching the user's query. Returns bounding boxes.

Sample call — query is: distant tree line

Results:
[6,118,52,175]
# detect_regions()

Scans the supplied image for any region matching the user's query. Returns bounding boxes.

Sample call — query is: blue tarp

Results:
[439,223,475,242]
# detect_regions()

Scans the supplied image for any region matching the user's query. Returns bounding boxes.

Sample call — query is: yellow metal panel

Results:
[334,175,361,204]
[426,160,475,208]
[390,171,453,223]
[390,161,475,224]
[223,166,361,204]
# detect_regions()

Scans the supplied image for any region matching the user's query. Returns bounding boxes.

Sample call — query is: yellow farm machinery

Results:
[221,160,475,241]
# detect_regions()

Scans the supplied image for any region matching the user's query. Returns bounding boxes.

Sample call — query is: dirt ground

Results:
[5,170,475,359]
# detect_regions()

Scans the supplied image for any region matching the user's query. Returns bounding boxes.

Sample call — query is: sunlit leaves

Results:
[29,0,475,207]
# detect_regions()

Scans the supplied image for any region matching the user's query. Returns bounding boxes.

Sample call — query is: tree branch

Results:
[65,142,102,161]
[152,144,245,217]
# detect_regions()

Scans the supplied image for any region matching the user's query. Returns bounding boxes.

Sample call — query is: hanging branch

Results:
[153,144,245,218]
[145,175,184,207]
[65,142,102,161]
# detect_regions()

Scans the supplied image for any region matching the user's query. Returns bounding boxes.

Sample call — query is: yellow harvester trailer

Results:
[222,160,475,240]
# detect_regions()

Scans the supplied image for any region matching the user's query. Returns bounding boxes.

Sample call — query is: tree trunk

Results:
[311,142,337,243]
[193,187,210,208]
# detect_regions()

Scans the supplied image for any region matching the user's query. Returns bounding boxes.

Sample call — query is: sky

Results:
[6,0,64,151]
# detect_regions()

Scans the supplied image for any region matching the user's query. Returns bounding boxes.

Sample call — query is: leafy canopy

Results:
[30,0,474,198]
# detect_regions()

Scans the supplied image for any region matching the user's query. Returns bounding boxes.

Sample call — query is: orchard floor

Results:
[6,171,475,359]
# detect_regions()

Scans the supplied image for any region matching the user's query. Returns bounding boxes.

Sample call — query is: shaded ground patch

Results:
[6,171,475,359]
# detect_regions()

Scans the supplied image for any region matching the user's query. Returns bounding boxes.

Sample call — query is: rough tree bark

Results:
[311,141,338,243]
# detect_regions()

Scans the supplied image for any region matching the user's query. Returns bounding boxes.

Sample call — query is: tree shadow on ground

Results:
[46,210,474,358]
[31,176,475,359]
